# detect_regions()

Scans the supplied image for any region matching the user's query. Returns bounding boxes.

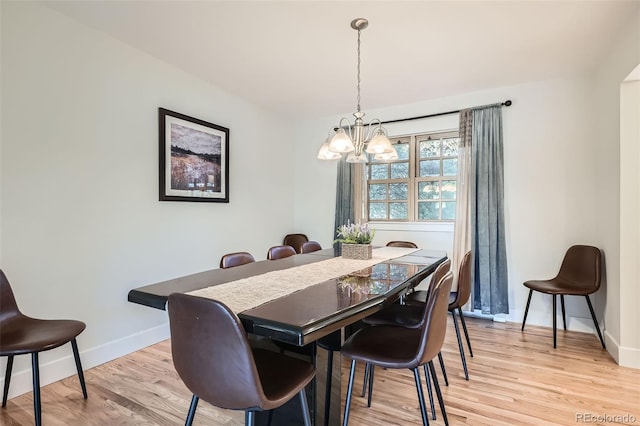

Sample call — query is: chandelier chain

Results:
[356,28,361,113]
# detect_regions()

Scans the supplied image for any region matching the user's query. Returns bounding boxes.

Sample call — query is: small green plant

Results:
[334,221,376,245]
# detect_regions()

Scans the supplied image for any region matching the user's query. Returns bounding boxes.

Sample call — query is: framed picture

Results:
[159,108,229,202]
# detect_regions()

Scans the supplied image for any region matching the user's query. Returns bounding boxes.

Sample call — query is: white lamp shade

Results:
[317,139,342,160]
[365,131,394,154]
[374,148,399,161]
[328,129,355,153]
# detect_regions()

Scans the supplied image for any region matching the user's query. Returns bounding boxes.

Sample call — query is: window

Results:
[366,131,459,222]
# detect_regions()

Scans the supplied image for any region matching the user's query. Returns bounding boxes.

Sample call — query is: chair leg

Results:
[32,353,41,426]
[2,355,14,407]
[521,289,533,331]
[299,389,312,426]
[560,295,567,330]
[428,361,449,426]
[71,339,88,399]
[342,359,357,426]
[423,364,436,420]
[323,349,333,426]
[451,310,469,380]
[361,363,369,397]
[457,306,474,357]
[552,294,557,348]
[412,367,429,426]
[366,365,374,407]
[585,295,606,349]
[245,410,255,426]
[185,395,199,426]
[267,409,274,426]
[437,352,448,386]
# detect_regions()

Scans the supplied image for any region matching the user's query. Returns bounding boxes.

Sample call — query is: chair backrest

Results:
[301,241,322,254]
[556,245,602,292]
[219,251,255,269]
[168,293,266,410]
[267,245,297,260]
[429,258,451,289]
[450,251,472,308]
[0,269,22,323]
[416,271,454,366]
[283,234,309,254]
[386,241,418,248]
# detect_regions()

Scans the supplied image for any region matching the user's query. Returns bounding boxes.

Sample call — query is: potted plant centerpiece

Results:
[335,221,375,260]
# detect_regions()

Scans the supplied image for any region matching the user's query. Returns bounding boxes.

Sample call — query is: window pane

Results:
[389,183,408,200]
[442,158,457,176]
[369,202,387,219]
[418,201,440,220]
[369,184,387,200]
[419,140,440,158]
[390,162,409,179]
[418,181,439,200]
[370,164,389,180]
[395,143,410,160]
[442,138,459,156]
[442,201,456,220]
[420,160,440,176]
[441,180,457,199]
[389,202,408,220]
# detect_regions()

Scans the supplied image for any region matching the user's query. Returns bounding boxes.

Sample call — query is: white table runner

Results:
[187,246,419,313]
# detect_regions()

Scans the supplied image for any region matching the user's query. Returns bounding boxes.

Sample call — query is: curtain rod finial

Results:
[503,100,512,106]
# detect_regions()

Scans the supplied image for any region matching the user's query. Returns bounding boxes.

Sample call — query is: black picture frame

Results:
[159,108,229,203]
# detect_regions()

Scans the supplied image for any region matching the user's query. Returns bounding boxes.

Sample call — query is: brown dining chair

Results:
[521,245,606,349]
[341,271,453,426]
[301,241,322,254]
[267,245,297,260]
[386,241,418,248]
[168,293,315,426]
[0,270,88,426]
[220,251,256,269]
[283,233,309,254]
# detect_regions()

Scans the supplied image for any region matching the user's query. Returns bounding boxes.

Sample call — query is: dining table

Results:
[128,246,447,425]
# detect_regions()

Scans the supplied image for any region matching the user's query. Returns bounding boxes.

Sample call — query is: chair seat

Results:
[0,317,86,356]
[252,348,315,410]
[405,290,457,308]
[363,304,424,329]
[341,326,421,369]
[524,279,594,295]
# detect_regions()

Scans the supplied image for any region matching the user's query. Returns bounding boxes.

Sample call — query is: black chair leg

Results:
[245,410,255,426]
[451,310,469,380]
[522,289,533,331]
[560,295,567,330]
[412,367,429,426]
[185,395,199,426]
[366,365,374,407]
[585,295,606,349]
[552,294,557,348]
[32,352,41,426]
[342,359,357,426]
[323,349,333,426]
[423,364,436,420]
[299,389,312,426]
[267,409,274,426]
[457,306,473,357]
[437,352,448,386]
[70,339,88,399]
[428,361,449,426]
[361,363,369,397]
[2,355,14,407]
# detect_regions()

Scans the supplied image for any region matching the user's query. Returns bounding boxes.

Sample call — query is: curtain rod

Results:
[380,100,512,126]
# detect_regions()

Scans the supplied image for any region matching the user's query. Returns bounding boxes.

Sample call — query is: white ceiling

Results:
[44,1,639,119]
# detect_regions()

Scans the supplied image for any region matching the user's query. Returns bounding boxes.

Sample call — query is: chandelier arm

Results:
[364,118,384,141]
[338,117,354,139]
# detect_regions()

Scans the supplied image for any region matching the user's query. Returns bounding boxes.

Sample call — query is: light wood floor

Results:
[1,318,638,425]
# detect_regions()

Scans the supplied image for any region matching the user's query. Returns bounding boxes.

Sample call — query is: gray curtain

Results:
[470,105,509,315]
[334,157,355,247]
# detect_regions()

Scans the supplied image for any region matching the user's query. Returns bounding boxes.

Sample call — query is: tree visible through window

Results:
[366,131,459,222]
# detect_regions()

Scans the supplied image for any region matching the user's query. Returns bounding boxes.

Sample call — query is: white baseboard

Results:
[1,322,170,400]
[604,330,640,369]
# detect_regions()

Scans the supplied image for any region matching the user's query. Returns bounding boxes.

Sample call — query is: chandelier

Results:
[317,18,397,163]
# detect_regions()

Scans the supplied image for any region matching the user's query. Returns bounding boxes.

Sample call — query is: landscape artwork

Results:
[159,108,229,202]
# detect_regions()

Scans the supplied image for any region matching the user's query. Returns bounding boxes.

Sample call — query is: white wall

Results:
[294,76,602,331]
[0,2,296,398]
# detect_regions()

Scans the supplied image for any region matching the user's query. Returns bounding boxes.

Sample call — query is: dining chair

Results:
[341,271,454,426]
[167,293,315,426]
[220,251,256,269]
[386,241,418,248]
[301,241,322,254]
[521,245,606,349]
[407,251,473,380]
[267,245,297,260]
[283,233,309,254]
[0,269,88,426]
